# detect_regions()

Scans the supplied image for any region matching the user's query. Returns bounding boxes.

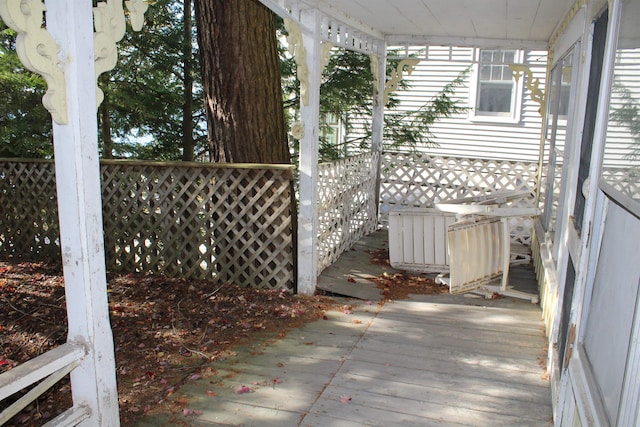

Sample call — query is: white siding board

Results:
[377,48,547,162]
[603,48,640,168]
[342,48,547,163]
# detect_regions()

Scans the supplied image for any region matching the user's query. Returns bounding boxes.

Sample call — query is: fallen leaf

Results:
[14,414,30,423]
[235,385,251,394]
[206,390,216,397]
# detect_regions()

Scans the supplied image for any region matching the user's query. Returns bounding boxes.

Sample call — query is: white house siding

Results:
[604,47,640,168]
[382,47,548,163]
[331,47,547,161]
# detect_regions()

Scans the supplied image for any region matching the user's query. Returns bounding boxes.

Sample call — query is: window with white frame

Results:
[472,49,521,120]
[321,113,341,148]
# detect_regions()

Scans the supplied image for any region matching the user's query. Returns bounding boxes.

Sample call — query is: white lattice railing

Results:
[0,160,296,290]
[380,152,540,249]
[317,152,380,272]
[601,166,640,201]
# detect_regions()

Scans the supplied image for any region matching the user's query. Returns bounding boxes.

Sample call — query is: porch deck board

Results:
[136,231,552,426]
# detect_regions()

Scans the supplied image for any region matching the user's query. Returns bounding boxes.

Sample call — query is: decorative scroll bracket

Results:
[0,0,68,124]
[384,59,420,104]
[94,0,148,106]
[0,0,148,124]
[125,0,147,31]
[284,18,309,106]
[320,40,333,70]
[510,64,545,116]
[285,18,333,139]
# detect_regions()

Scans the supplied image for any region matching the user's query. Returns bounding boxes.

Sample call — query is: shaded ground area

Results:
[0,262,331,426]
[0,251,446,426]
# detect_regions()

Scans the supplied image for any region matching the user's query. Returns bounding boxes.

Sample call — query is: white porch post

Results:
[297,9,322,295]
[371,44,386,153]
[47,1,120,425]
[371,44,386,213]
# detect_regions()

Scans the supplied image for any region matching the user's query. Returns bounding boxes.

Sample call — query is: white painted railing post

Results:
[371,43,386,215]
[46,1,120,425]
[371,43,386,154]
[297,9,322,295]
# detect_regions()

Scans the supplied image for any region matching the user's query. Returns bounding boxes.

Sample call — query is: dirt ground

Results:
[0,249,447,426]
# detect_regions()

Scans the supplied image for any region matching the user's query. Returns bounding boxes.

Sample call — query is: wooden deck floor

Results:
[136,231,552,426]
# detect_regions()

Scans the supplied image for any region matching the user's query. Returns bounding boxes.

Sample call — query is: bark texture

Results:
[181,0,195,161]
[194,0,290,164]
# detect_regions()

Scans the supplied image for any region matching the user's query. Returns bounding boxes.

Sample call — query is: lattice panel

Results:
[317,152,379,272]
[1,160,295,290]
[380,152,540,252]
[602,167,640,201]
[0,160,60,260]
[101,163,295,290]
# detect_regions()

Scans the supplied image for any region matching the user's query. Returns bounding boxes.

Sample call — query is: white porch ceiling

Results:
[299,0,575,48]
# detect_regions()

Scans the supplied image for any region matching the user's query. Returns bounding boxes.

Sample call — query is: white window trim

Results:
[468,49,524,124]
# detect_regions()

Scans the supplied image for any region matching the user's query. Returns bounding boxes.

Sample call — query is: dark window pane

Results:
[504,51,515,63]
[477,82,512,113]
[480,64,491,79]
[480,51,492,63]
[491,65,502,80]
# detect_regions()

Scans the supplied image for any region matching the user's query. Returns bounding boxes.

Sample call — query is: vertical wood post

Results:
[297,9,322,295]
[371,43,386,217]
[46,1,120,425]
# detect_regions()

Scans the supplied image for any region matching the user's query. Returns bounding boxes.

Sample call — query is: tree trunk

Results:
[181,0,195,161]
[99,87,113,159]
[194,0,297,291]
[194,0,290,164]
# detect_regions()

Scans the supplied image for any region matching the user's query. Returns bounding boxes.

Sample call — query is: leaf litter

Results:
[366,248,449,300]
[0,260,333,426]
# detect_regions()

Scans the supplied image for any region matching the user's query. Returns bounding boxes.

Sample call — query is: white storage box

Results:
[388,208,457,272]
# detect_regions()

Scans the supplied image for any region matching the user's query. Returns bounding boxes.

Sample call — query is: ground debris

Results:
[0,260,332,426]
[366,249,449,301]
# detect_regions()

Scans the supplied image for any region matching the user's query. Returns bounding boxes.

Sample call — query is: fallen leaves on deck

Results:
[234,385,252,394]
[0,260,333,426]
[340,395,352,403]
[367,249,449,300]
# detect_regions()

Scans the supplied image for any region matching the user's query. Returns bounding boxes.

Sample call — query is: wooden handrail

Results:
[0,342,85,401]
